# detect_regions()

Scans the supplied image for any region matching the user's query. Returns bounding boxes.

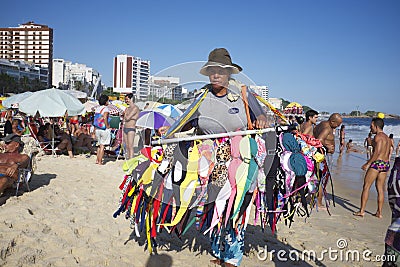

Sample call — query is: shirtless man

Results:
[0,134,29,194]
[313,113,343,207]
[353,117,391,218]
[364,132,373,159]
[123,93,140,159]
[300,109,319,136]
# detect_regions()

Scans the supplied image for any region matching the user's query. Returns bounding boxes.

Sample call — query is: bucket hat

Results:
[200,48,242,76]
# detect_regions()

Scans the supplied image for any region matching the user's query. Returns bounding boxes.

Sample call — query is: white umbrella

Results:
[18,88,85,117]
[84,100,99,112]
[63,90,87,99]
[3,91,34,108]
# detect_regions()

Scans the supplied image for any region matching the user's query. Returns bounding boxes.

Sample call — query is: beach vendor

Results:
[159,48,269,266]
[0,134,29,194]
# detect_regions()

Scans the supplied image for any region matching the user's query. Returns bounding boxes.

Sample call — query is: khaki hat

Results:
[200,48,242,76]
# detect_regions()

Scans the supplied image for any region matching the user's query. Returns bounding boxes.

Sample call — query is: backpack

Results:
[93,107,106,129]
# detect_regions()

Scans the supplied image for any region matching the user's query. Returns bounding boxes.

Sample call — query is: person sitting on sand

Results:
[53,125,74,158]
[0,134,29,195]
[353,117,391,218]
[346,139,361,153]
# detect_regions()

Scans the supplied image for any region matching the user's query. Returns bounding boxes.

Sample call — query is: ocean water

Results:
[332,117,400,152]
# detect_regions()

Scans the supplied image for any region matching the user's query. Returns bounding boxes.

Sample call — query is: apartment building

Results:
[52,59,100,93]
[249,85,269,101]
[0,21,53,86]
[113,54,150,100]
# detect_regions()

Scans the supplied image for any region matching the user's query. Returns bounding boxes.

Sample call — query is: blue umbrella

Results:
[155,104,183,119]
[136,110,175,129]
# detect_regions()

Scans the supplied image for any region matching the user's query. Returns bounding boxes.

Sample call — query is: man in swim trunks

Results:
[364,132,373,159]
[123,93,140,160]
[354,117,391,218]
[0,134,29,195]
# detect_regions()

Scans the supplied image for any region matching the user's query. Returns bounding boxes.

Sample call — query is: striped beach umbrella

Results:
[155,104,183,119]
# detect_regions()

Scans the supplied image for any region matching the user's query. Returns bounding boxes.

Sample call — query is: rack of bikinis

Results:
[113,119,334,253]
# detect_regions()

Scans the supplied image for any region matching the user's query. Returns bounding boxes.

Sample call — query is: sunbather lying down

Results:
[0,134,29,194]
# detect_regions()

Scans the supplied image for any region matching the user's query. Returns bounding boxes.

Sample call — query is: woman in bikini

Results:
[123,93,140,160]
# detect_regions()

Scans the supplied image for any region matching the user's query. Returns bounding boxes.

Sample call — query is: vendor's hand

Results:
[158,126,170,136]
[253,119,268,129]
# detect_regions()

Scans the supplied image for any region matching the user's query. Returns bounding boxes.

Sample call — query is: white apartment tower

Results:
[113,54,150,100]
[249,85,269,100]
[0,21,53,86]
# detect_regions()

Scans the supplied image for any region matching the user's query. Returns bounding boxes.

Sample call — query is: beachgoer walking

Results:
[396,140,400,158]
[299,109,319,136]
[313,113,343,207]
[94,95,111,165]
[353,117,391,218]
[364,132,373,159]
[339,125,345,154]
[123,93,140,159]
[389,134,395,158]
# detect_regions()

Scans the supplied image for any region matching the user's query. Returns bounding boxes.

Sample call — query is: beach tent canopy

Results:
[2,91,34,108]
[286,102,302,108]
[18,88,85,117]
[83,100,99,112]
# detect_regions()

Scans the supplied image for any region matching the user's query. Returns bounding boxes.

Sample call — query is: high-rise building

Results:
[0,21,53,86]
[113,54,150,100]
[249,85,269,100]
[149,76,182,101]
[52,59,101,94]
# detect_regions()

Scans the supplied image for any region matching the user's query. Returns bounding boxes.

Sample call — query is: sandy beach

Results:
[0,151,393,267]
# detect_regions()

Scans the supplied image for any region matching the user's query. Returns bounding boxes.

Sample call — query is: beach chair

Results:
[15,152,37,196]
[28,123,62,156]
[104,116,125,159]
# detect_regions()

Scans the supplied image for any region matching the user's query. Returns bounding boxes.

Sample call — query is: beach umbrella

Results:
[63,90,87,99]
[135,101,162,110]
[286,102,302,108]
[92,103,123,115]
[18,88,85,117]
[3,91,34,108]
[110,100,128,111]
[136,110,175,129]
[154,104,183,119]
[84,100,99,112]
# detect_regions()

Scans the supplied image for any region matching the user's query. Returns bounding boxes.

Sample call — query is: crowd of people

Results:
[1,47,399,266]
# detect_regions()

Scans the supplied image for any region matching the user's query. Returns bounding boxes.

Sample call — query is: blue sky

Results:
[2,0,399,115]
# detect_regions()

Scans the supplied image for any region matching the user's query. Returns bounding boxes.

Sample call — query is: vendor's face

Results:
[207,67,230,91]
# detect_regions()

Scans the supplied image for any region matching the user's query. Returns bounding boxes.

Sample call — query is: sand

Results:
[0,151,393,267]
